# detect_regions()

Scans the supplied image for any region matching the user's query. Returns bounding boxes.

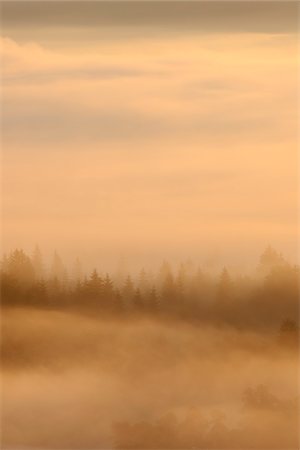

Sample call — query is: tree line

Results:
[1,246,299,331]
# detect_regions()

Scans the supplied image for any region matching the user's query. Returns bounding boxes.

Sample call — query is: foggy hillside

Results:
[1,246,299,449]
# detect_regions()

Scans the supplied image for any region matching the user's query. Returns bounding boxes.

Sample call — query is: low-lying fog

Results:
[1,308,299,449]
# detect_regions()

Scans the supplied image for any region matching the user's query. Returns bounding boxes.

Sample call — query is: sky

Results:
[1,1,299,271]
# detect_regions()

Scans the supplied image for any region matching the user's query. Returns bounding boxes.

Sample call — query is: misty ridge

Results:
[1,245,299,449]
[1,1,299,447]
[1,245,299,332]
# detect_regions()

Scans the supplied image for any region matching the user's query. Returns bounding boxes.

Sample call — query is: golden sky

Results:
[1,1,298,270]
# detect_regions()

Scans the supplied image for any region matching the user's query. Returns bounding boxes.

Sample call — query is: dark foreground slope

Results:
[1,307,299,449]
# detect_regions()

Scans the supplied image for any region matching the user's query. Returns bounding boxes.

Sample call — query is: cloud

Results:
[1,32,298,265]
[1,34,296,145]
[1,37,162,84]
[2,1,298,34]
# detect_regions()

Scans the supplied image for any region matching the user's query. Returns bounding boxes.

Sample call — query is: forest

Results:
[1,245,299,332]
[1,246,299,449]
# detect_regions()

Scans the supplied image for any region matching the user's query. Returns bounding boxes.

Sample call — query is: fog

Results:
[1,246,299,448]
[1,2,298,269]
[2,307,299,449]
[1,2,299,448]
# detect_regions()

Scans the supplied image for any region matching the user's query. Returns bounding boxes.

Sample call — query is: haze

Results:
[1,3,299,449]
[1,1,298,270]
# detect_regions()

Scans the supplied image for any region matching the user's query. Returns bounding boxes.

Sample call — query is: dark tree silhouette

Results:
[0,246,299,331]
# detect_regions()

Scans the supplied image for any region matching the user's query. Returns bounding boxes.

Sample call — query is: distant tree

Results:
[0,253,22,305]
[114,288,124,312]
[161,271,176,311]
[114,256,128,288]
[157,260,172,285]
[258,245,286,275]
[50,251,66,283]
[133,288,143,310]
[29,279,48,306]
[207,410,229,449]
[261,263,299,320]
[216,267,234,305]
[148,286,160,312]
[72,257,83,284]
[1,254,9,273]
[32,245,44,280]
[138,268,149,295]
[180,407,207,448]
[61,268,70,292]
[175,263,188,303]
[183,258,195,278]
[87,269,102,299]
[103,274,114,307]
[190,267,214,311]
[122,275,135,308]
[242,385,280,410]
[46,275,63,306]
[3,249,35,286]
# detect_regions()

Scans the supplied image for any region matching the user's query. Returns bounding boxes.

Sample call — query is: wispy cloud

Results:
[1,29,298,264]
[2,1,298,34]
